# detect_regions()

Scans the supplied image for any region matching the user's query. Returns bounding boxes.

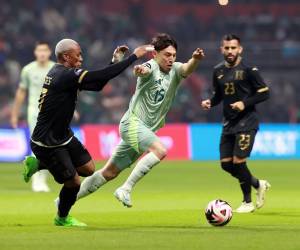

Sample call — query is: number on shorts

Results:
[238,134,251,150]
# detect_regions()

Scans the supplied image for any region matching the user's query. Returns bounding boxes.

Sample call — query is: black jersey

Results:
[31,64,88,146]
[32,54,137,146]
[210,58,269,133]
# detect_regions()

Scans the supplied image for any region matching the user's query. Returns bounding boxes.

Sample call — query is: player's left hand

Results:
[192,48,205,60]
[112,45,129,63]
[230,101,245,112]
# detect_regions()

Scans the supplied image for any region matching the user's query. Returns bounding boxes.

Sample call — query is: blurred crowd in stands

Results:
[1,0,300,126]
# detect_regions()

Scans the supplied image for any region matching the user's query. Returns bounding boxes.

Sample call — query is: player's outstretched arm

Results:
[80,45,154,91]
[180,48,205,77]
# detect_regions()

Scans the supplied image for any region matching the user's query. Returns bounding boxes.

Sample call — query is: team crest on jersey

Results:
[234,70,244,80]
[74,68,83,76]
[143,63,151,69]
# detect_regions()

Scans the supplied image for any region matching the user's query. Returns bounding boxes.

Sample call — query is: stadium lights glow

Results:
[218,0,229,6]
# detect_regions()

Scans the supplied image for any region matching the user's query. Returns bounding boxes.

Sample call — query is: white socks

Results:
[121,152,160,192]
[77,171,107,200]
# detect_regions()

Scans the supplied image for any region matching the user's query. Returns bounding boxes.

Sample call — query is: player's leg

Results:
[117,140,164,193]
[115,120,165,207]
[28,119,50,192]
[76,140,140,200]
[232,130,258,213]
[234,131,271,209]
[220,133,236,177]
[31,142,85,226]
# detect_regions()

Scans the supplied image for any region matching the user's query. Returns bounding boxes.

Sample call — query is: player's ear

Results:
[239,46,243,54]
[62,53,69,61]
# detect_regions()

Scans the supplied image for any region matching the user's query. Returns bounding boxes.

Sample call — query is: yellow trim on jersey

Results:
[78,70,88,84]
[257,87,269,93]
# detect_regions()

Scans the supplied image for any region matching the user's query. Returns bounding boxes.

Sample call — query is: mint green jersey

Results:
[122,59,184,131]
[19,61,55,132]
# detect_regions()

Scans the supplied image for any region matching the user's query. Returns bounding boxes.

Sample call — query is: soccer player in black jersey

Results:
[23,38,153,226]
[201,34,271,213]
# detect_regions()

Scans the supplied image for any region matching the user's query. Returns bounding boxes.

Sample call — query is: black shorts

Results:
[220,130,257,159]
[31,136,92,184]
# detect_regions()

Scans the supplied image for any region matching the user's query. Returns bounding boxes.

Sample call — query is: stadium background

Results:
[1,1,300,250]
[0,0,299,161]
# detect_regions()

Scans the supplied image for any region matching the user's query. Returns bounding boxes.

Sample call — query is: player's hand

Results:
[230,101,245,112]
[192,48,205,60]
[133,45,155,58]
[10,115,18,129]
[133,65,150,76]
[112,45,129,63]
[201,99,211,110]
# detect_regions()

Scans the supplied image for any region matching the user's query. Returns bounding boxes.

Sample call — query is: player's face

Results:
[64,45,83,68]
[154,45,177,73]
[221,40,243,66]
[34,44,51,64]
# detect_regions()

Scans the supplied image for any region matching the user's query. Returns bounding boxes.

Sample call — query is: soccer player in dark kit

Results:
[201,34,271,213]
[23,38,153,226]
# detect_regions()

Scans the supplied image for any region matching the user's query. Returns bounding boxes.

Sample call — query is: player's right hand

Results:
[133,45,155,58]
[112,45,129,63]
[201,99,211,110]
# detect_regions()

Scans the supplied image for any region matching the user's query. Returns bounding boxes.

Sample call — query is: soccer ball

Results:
[205,199,233,226]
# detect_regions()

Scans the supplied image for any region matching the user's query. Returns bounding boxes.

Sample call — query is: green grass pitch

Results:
[0,160,299,250]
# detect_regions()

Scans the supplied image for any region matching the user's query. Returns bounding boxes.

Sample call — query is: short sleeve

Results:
[248,67,269,92]
[19,67,29,89]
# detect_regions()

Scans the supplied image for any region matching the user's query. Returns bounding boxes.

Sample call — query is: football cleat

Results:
[22,156,39,183]
[256,180,271,209]
[114,187,132,208]
[54,215,87,227]
[234,202,255,213]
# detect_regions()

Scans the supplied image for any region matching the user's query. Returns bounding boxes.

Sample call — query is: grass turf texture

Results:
[0,160,299,250]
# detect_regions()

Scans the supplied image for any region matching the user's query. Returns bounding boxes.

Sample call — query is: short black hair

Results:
[35,41,50,48]
[151,33,178,51]
[222,34,241,44]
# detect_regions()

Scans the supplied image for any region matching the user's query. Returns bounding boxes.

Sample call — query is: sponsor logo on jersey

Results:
[74,68,83,76]
[144,63,152,69]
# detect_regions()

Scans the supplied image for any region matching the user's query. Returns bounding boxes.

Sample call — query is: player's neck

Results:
[225,56,242,68]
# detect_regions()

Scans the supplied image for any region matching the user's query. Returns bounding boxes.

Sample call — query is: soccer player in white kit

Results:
[11,41,55,192]
[76,33,205,207]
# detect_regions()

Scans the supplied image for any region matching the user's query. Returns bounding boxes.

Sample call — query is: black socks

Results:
[221,161,259,203]
[58,185,80,218]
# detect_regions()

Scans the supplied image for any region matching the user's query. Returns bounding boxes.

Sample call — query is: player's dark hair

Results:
[35,41,50,48]
[151,33,178,51]
[222,34,241,44]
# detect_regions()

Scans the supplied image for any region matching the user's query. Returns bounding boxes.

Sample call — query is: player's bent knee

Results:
[221,161,232,172]
[77,160,95,177]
